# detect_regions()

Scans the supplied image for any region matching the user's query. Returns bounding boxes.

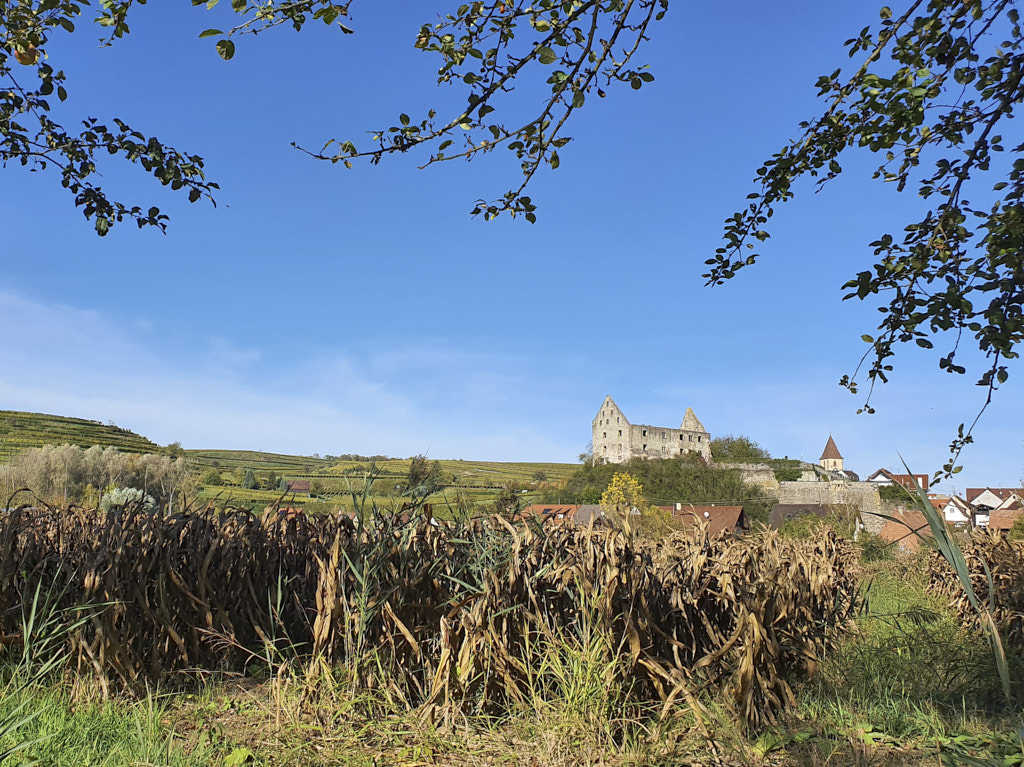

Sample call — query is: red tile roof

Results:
[870,469,929,491]
[879,511,934,553]
[990,509,1024,531]
[516,504,579,522]
[820,435,842,461]
[966,487,1022,504]
[669,505,746,535]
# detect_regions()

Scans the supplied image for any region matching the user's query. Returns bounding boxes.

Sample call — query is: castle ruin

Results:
[592,396,712,463]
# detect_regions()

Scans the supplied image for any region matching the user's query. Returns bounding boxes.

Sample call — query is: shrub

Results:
[710,435,769,462]
[200,469,222,486]
[856,531,893,562]
[99,487,155,513]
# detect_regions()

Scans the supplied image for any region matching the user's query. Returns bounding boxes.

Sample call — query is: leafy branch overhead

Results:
[0,0,219,235]
[0,0,664,235]
[291,0,666,222]
[708,0,1023,473]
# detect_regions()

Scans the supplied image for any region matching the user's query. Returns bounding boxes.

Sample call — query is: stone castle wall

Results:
[776,480,885,532]
[715,462,780,493]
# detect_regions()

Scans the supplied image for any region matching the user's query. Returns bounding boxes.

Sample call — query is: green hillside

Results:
[0,410,162,463]
[188,453,580,508]
[186,449,332,474]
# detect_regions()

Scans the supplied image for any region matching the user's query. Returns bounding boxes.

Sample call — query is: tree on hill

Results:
[4,0,1021,449]
[710,435,770,462]
[404,455,445,499]
[599,471,673,537]
[242,469,257,490]
[200,468,223,487]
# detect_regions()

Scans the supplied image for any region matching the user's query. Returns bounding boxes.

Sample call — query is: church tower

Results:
[820,435,843,472]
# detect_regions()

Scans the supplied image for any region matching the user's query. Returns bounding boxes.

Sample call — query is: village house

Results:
[966,487,1024,528]
[768,503,859,529]
[932,494,973,526]
[966,487,1023,512]
[866,468,930,492]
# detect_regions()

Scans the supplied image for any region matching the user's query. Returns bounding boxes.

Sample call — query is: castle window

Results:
[642,429,647,437]
[698,436,702,442]
[679,434,683,440]
[603,432,607,438]
[618,430,622,436]
[642,444,647,451]
[688,435,693,442]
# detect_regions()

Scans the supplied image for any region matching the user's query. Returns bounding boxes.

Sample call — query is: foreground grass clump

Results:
[0,498,857,728]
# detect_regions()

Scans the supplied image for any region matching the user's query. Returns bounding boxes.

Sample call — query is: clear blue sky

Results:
[1,1,1021,492]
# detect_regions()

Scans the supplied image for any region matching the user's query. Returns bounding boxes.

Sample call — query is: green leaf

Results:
[199,29,224,38]
[571,89,584,108]
[216,39,235,60]
[537,46,557,65]
[399,113,410,126]
[223,746,255,766]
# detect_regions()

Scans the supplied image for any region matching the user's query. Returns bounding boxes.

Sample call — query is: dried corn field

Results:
[0,500,859,728]
[928,531,1024,650]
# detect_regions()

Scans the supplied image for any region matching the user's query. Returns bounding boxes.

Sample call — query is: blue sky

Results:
[2,1,1021,492]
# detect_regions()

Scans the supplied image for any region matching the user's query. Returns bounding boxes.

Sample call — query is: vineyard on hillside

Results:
[0,411,161,463]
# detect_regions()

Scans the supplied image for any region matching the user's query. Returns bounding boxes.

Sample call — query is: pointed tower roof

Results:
[820,435,843,461]
[681,408,706,432]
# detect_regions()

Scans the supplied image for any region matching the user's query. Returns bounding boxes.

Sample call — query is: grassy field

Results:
[4,551,1020,766]
[0,410,162,462]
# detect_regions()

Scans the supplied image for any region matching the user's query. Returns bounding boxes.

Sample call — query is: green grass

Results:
[0,410,161,462]
[0,681,213,766]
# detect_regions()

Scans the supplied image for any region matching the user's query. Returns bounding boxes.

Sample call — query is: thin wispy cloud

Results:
[0,291,573,461]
